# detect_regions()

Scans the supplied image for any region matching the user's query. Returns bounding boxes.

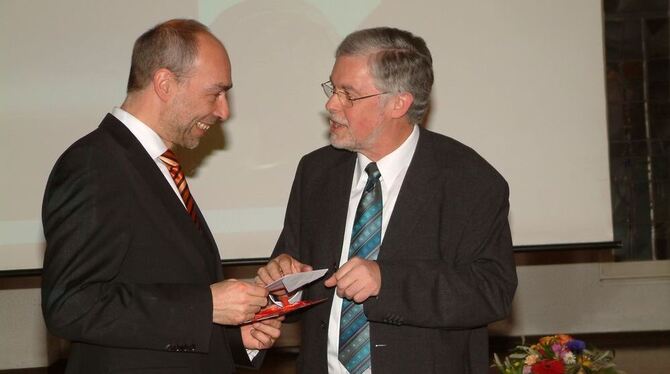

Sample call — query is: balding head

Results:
[126,19,222,93]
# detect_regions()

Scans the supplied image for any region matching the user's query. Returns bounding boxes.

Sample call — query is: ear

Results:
[152,68,175,102]
[390,92,414,119]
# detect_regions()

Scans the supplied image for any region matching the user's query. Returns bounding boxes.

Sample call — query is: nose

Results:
[214,94,230,121]
[325,93,341,113]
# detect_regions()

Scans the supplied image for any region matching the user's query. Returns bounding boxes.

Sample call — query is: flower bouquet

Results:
[493,334,622,374]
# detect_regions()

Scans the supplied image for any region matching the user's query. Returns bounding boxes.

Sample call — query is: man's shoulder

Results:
[419,128,507,185]
[300,144,355,167]
[420,128,481,161]
[52,115,128,168]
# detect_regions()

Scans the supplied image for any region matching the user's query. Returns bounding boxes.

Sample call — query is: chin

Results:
[183,139,200,150]
[330,139,354,152]
[329,134,344,149]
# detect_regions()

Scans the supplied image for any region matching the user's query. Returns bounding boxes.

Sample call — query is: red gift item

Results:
[248,298,327,323]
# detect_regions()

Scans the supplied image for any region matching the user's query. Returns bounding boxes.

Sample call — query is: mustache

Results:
[329,116,347,125]
[198,118,219,126]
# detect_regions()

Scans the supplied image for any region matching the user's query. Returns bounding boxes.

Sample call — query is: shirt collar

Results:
[354,124,420,186]
[111,107,167,159]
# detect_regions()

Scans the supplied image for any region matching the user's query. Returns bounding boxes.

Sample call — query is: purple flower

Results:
[567,339,586,353]
[551,343,562,357]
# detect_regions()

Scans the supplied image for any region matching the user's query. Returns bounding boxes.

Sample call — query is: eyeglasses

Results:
[321,80,388,107]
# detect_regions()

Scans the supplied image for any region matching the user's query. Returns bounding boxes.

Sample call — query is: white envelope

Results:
[265,268,329,293]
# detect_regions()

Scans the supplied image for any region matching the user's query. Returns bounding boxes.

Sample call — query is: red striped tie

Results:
[159,150,199,226]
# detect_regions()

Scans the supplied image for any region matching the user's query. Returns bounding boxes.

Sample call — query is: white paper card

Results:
[265,268,329,293]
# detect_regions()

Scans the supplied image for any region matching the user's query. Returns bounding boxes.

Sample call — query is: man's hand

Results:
[256,254,312,286]
[324,257,381,303]
[241,316,284,350]
[210,279,269,325]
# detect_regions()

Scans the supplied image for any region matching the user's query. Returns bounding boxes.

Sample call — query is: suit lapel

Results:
[380,128,442,260]
[320,153,356,269]
[194,203,224,279]
[100,115,219,280]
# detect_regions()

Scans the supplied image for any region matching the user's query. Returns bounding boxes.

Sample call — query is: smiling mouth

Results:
[329,118,346,128]
[196,121,212,131]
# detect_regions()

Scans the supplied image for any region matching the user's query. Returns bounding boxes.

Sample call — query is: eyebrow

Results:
[207,83,233,93]
[329,79,356,94]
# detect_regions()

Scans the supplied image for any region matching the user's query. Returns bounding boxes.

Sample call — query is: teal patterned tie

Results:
[339,162,382,374]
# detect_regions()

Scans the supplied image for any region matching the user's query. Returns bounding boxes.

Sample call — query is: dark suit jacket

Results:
[42,114,257,374]
[273,127,517,374]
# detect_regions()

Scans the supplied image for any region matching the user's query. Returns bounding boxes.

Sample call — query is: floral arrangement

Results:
[493,334,622,374]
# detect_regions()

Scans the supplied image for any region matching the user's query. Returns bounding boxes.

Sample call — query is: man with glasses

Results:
[257,27,517,373]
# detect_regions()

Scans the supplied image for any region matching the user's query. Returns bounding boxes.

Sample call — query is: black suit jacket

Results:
[273,127,517,374]
[42,114,257,374]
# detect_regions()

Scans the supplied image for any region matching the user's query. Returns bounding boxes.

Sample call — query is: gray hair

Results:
[126,19,215,92]
[336,27,433,125]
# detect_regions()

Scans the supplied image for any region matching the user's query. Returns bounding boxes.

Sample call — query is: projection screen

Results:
[0,0,612,270]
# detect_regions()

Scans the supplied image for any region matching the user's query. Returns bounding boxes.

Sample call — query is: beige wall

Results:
[2,261,669,370]
[0,277,55,369]
[491,261,670,336]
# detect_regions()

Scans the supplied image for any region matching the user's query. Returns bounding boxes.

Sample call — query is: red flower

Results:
[531,359,565,374]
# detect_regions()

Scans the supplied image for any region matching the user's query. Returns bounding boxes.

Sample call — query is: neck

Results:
[121,92,174,149]
[361,120,413,161]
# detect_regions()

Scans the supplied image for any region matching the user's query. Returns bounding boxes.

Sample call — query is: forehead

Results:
[191,34,232,85]
[330,54,375,91]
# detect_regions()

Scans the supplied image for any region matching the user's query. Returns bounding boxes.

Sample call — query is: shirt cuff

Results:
[246,348,260,361]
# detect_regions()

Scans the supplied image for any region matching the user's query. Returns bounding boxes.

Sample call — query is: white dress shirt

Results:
[326,125,420,374]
